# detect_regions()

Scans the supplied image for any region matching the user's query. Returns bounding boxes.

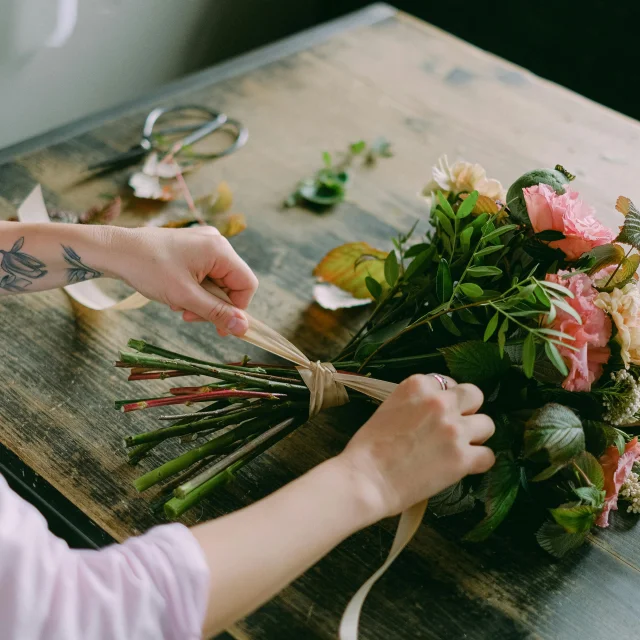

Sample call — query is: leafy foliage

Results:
[615,196,640,249]
[464,453,520,542]
[430,481,476,516]
[524,404,585,480]
[440,341,511,385]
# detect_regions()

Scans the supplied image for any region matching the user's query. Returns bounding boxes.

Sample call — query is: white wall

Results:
[0,0,319,150]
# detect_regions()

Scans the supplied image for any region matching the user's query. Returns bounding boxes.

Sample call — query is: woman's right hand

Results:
[337,374,495,524]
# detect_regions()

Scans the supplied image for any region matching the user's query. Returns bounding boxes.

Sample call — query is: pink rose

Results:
[545,271,611,391]
[524,184,614,260]
[597,437,640,527]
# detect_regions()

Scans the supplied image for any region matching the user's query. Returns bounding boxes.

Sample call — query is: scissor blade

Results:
[87,145,148,172]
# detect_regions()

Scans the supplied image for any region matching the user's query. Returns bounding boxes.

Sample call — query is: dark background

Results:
[231,1,637,123]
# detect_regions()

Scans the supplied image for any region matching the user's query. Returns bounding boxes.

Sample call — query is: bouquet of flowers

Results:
[116,156,640,556]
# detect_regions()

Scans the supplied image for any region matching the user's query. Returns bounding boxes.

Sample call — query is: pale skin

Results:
[0,221,496,638]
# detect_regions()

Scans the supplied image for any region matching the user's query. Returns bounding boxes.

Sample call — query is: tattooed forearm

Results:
[62,246,103,284]
[0,237,47,293]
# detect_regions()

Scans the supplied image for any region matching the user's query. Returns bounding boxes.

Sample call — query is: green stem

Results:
[175,417,298,497]
[133,412,286,493]
[119,352,309,395]
[125,402,281,447]
[127,441,159,465]
[164,418,301,518]
[603,246,633,289]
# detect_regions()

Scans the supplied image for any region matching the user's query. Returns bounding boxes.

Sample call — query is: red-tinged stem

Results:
[169,384,234,396]
[121,390,285,413]
[129,370,189,381]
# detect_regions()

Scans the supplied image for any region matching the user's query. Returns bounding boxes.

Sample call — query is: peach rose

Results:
[524,184,614,260]
[597,436,640,527]
[545,271,611,392]
[595,283,640,368]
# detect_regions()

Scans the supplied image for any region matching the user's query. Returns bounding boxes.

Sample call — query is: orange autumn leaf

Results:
[313,242,388,299]
[213,212,247,238]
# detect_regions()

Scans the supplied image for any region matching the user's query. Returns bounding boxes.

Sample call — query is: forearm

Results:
[192,457,379,637]
[0,222,123,295]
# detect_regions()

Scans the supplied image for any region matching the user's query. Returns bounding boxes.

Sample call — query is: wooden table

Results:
[2,4,640,638]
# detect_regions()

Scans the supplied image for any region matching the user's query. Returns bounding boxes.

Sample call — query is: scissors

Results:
[87,105,248,172]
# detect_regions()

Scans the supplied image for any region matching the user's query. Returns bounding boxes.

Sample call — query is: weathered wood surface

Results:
[1,5,640,639]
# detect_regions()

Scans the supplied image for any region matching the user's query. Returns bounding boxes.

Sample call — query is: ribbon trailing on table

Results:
[16,185,428,639]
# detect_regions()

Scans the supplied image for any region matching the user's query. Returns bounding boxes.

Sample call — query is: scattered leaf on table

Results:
[79,197,122,224]
[313,283,373,310]
[210,212,247,238]
[313,242,388,299]
[196,181,234,216]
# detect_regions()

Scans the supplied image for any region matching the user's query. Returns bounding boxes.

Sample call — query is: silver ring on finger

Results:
[428,373,448,391]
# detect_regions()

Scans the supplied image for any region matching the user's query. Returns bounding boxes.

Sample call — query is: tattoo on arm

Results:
[0,237,47,293]
[62,246,103,284]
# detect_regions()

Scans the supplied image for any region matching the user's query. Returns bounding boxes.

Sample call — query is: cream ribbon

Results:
[16,185,428,639]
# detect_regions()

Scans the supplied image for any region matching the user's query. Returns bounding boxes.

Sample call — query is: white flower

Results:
[603,369,640,425]
[620,471,640,514]
[422,155,507,202]
[595,283,640,367]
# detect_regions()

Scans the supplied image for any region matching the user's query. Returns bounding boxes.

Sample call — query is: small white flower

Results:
[422,155,507,202]
[620,471,640,514]
[603,370,640,425]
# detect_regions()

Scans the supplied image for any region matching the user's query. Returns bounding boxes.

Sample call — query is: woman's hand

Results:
[337,374,495,523]
[109,225,258,337]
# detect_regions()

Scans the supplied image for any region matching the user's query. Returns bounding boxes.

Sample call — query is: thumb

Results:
[181,283,249,337]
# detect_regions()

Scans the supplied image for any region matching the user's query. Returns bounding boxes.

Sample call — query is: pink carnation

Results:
[545,271,611,391]
[524,184,614,260]
[596,437,640,527]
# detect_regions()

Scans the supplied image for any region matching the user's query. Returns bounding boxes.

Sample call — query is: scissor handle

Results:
[142,105,248,159]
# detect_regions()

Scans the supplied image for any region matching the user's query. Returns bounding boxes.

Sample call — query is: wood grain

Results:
[1,7,640,639]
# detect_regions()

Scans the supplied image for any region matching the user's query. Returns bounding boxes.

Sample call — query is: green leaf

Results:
[544,341,568,376]
[572,451,605,490]
[583,420,628,456]
[460,226,474,254]
[404,243,430,258]
[474,245,504,259]
[440,340,511,385]
[471,213,490,230]
[355,318,410,360]
[524,403,585,480]
[483,224,518,242]
[523,333,536,379]
[436,191,456,220]
[440,313,461,336]
[535,229,566,241]
[550,503,598,534]
[497,317,509,357]
[322,151,332,167]
[615,196,640,249]
[460,283,484,298]
[574,486,606,507]
[365,276,382,300]
[436,259,453,302]
[458,307,481,325]
[384,251,399,286]
[403,248,433,280]
[467,266,503,277]
[456,190,478,219]
[596,254,640,291]
[349,140,366,155]
[534,285,551,308]
[484,312,499,341]
[435,209,455,237]
[541,280,574,298]
[578,243,626,276]
[464,453,520,542]
[536,521,587,558]
[430,481,476,516]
